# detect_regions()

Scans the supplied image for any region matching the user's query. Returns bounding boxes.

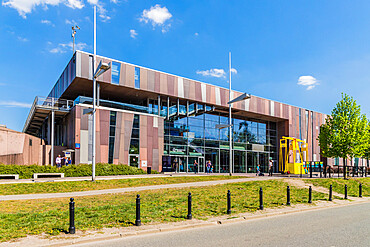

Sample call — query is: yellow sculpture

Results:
[279,137,309,174]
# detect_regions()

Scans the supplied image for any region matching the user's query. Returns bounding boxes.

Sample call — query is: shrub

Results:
[0,163,148,179]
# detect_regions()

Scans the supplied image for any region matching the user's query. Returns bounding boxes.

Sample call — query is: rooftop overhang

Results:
[58,77,287,123]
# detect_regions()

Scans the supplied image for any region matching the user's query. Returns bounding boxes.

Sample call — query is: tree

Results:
[318,93,369,179]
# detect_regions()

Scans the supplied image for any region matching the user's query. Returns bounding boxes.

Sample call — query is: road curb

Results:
[35,198,369,247]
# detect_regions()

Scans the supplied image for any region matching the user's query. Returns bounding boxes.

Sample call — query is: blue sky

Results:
[1,0,370,132]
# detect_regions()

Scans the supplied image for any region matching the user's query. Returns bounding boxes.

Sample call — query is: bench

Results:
[33,173,64,179]
[0,174,19,180]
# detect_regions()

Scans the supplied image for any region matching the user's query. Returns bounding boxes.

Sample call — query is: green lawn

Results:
[0,180,328,242]
[305,177,370,197]
[0,176,246,195]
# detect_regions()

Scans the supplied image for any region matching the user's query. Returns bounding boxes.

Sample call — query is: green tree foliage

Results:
[318,93,369,162]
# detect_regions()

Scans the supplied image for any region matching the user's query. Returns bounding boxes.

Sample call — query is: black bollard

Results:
[69,198,75,234]
[227,190,231,214]
[135,194,141,226]
[187,192,192,220]
[344,185,348,199]
[287,186,291,206]
[329,185,332,201]
[259,187,263,210]
[308,186,312,203]
[359,184,362,198]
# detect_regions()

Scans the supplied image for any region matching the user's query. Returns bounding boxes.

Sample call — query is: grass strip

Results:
[0,176,246,195]
[0,180,328,242]
[305,178,369,197]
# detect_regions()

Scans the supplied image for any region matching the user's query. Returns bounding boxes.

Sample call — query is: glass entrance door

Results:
[234,150,246,173]
[171,156,186,172]
[129,155,139,167]
[198,157,204,173]
[188,157,197,173]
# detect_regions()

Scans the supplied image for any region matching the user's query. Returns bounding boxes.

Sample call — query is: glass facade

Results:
[108,111,117,164]
[135,67,140,88]
[111,61,120,84]
[163,112,278,173]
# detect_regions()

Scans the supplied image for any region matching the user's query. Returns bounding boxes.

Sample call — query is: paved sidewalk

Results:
[0,176,278,201]
[0,173,259,185]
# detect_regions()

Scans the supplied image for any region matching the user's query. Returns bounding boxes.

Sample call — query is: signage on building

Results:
[252,144,264,152]
[75,143,80,149]
[141,160,147,167]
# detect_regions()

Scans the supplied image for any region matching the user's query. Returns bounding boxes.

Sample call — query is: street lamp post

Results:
[228,52,232,175]
[91,6,111,181]
[226,52,251,175]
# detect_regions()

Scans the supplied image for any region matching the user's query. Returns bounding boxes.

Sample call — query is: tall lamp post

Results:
[217,52,251,176]
[91,6,111,181]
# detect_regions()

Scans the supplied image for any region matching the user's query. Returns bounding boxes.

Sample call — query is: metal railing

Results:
[23,96,74,133]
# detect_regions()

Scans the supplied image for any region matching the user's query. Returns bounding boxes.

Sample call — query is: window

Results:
[135,67,140,88]
[130,114,140,154]
[111,62,120,85]
[108,111,117,164]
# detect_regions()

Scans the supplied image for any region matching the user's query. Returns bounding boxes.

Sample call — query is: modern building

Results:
[22,50,341,172]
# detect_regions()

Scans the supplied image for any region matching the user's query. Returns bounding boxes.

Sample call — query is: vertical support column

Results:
[97,83,100,107]
[158,95,161,116]
[51,98,55,167]
[167,97,169,119]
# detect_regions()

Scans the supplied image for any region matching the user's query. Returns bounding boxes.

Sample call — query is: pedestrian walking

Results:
[268,159,273,176]
[56,155,62,169]
[206,160,210,174]
[256,164,260,176]
[194,160,198,174]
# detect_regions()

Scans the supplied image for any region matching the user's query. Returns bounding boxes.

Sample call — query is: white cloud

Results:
[49,42,87,53]
[17,36,28,42]
[197,69,226,78]
[87,0,98,4]
[196,68,238,78]
[110,0,118,3]
[41,19,54,26]
[194,32,199,36]
[65,0,84,9]
[65,19,77,25]
[130,29,138,39]
[140,4,172,32]
[85,0,110,22]
[0,101,31,108]
[2,0,83,18]
[297,75,319,90]
[97,3,110,22]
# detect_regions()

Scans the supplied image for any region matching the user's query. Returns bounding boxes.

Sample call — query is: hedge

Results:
[0,163,158,179]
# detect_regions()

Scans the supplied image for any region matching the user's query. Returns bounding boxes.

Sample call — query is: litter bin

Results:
[147,167,152,174]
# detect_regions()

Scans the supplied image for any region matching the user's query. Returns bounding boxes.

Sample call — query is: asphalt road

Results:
[76,202,370,247]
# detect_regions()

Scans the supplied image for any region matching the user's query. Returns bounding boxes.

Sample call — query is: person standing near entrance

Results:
[194,160,198,174]
[269,159,273,176]
[56,155,62,169]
